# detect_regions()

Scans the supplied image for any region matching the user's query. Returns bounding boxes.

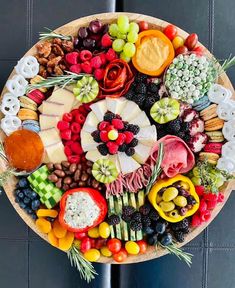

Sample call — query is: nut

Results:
[61,40,74,52]
[36,57,48,66]
[61,161,70,168]
[36,41,52,57]
[69,163,77,173]
[46,163,54,171]
[55,178,62,189]
[54,65,63,75]
[54,163,62,170]
[64,177,72,185]
[53,38,62,45]
[74,169,81,181]
[47,56,62,68]
[48,174,58,183]
[52,44,64,56]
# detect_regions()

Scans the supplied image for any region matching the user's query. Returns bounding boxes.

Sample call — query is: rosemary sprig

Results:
[67,245,97,283]
[39,27,72,41]
[26,71,89,92]
[220,54,235,74]
[145,143,164,195]
[159,243,193,267]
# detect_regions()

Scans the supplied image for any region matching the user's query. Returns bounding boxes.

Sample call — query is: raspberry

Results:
[107,141,118,154]
[112,119,124,130]
[206,200,217,210]
[65,52,79,65]
[64,146,72,157]
[217,192,224,203]
[69,64,81,74]
[99,53,107,65]
[71,122,81,134]
[71,142,83,155]
[68,155,81,164]
[65,140,73,147]
[116,133,126,145]
[94,68,105,81]
[80,50,92,62]
[81,61,93,74]
[60,129,72,140]
[57,120,70,131]
[90,56,102,69]
[191,214,201,227]
[98,121,109,131]
[203,193,218,202]
[62,113,73,122]
[71,108,80,116]
[195,185,205,196]
[100,130,109,142]
[101,33,112,48]
[199,199,207,213]
[105,48,117,61]
[75,113,86,124]
[71,134,80,141]
[124,131,134,144]
[200,210,211,222]
[77,106,87,115]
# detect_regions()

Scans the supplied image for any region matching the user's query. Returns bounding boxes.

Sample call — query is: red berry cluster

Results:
[191,186,224,227]
[65,47,117,81]
[92,111,139,156]
[57,104,91,164]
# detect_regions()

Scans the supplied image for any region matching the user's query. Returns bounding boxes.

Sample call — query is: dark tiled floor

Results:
[0,0,235,288]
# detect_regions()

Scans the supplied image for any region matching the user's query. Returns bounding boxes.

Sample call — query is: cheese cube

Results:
[39,128,61,146]
[39,114,59,130]
[45,142,67,163]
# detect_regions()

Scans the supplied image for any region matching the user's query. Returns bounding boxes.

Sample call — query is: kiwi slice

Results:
[73,76,99,103]
[150,98,180,124]
[92,159,118,184]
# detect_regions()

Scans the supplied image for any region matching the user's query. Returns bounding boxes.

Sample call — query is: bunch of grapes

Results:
[109,15,139,62]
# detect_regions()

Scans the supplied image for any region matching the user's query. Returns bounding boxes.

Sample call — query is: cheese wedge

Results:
[39,101,65,116]
[45,142,67,163]
[39,128,61,146]
[47,86,75,113]
[39,114,59,130]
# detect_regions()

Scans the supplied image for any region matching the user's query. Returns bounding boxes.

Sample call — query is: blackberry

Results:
[149,210,159,221]
[118,143,128,152]
[121,214,132,223]
[147,82,159,93]
[181,227,190,234]
[181,122,190,132]
[125,147,135,156]
[139,204,151,216]
[130,220,143,231]
[171,218,189,231]
[107,214,120,225]
[133,94,146,107]
[167,119,181,133]
[141,215,151,227]
[135,83,147,94]
[135,73,147,83]
[125,90,135,100]
[177,131,186,139]
[144,97,156,109]
[127,124,140,135]
[156,129,168,139]
[104,111,116,122]
[131,211,142,222]
[183,133,191,143]
[129,138,138,147]
[187,195,196,205]
[91,130,101,143]
[123,122,129,130]
[97,144,108,156]
[122,205,135,217]
[174,231,185,243]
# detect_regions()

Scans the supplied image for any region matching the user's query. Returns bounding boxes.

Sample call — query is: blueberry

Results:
[31,200,40,211]
[23,188,33,197]
[18,178,28,188]
[19,201,27,209]
[15,197,20,203]
[23,197,31,205]
[143,226,154,235]
[31,213,37,220]
[18,192,25,199]
[29,191,38,200]
[46,217,55,223]
[155,221,166,234]
[26,208,33,214]
[160,233,173,246]
[147,234,158,246]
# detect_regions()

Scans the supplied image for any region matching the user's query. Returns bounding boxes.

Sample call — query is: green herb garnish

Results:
[39,27,72,41]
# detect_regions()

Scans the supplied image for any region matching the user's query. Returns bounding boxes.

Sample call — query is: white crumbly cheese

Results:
[64,192,100,229]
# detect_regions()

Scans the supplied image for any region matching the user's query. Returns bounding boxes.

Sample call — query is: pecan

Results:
[39,65,48,78]
[47,56,62,68]
[53,38,62,46]
[59,63,67,71]
[47,67,53,74]
[36,41,52,57]
[61,40,74,52]
[54,65,64,75]
[48,53,56,60]
[36,57,48,66]
[52,44,64,56]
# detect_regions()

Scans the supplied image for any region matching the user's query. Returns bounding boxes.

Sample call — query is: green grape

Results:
[109,23,119,37]
[127,31,138,43]
[191,176,201,186]
[123,42,136,57]
[192,167,200,177]
[120,52,131,63]
[112,39,125,52]
[117,15,129,34]
[116,32,126,40]
[129,22,139,33]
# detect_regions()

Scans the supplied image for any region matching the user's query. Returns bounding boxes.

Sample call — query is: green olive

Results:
[179,181,190,190]
[169,209,180,218]
[173,196,187,207]
[162,187,179,202]
[159,201,175,212]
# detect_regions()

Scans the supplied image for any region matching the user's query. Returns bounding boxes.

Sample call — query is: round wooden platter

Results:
[0,12,234,264]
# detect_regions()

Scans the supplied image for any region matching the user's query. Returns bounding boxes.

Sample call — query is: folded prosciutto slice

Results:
[150,135,195,178]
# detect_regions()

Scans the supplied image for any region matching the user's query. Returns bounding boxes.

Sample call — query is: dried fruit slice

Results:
[73,76,99,103]
[150,98,180,124]
[92,159,118,183]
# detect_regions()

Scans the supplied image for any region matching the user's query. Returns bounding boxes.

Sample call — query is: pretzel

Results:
[15,56,39,78]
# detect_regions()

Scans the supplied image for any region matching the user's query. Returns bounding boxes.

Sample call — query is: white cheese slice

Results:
[82,111,99,133]
[45,142,67,163]
[120,101,141,122]
[39,114,59,130]
[129,111,150,127]
[39,128,61,146]
[118,152,141,174]
[106,97,127,115]
[108,154,121,173]
[132,143,151,164]
[136,125,157,146]
[47,86,75,113]
[90,99,107,121]
[80,130,98,152]
[85,150,108,162]
[39,101,65,116]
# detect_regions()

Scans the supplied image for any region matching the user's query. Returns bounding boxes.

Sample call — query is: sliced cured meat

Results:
[150,135,195,178]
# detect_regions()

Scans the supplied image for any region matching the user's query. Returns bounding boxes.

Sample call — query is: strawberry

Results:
[57,120,70,131]
[101,33,112,48]
[100,130,109,142]
[124,131,134,144]
[107,142,119,154]
[69,63,81,74]
[191,214,201,227]
[65,52,79,65]
[60,129,72,140]
[116,133,126,145]
[112,118,124,130]
[98,121,109,131]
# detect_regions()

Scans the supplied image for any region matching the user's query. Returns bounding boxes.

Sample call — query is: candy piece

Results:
[6,74,28,97]
[1,115,21,135]
[208,84,232,104]
[217,157,235,173]
[15,56,39,78]
[217,99,235,121]
[19,96,37,111]
[222,119,235,141]
[18,108,38,121]
[27,89,45,105]
[1,93,20,116]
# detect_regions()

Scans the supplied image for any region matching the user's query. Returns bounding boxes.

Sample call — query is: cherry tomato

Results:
[139,21,149,32]
[163,24,177,40]
[90,238,96,248]
[80,237,92,253]
[74,231,87,240]
[107,238,122,254]
[185,33,198,50]
[84,249,100,262]
[113,248,128,263]
[125,241,140,255]
[175,45,188,56]
[95,238,107,249]
[193,45,204,55]
[99,222,111,239]
[172,36,184,50]
[88,227,100,238]
[137,240,147,254]
[100,246,112,257]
